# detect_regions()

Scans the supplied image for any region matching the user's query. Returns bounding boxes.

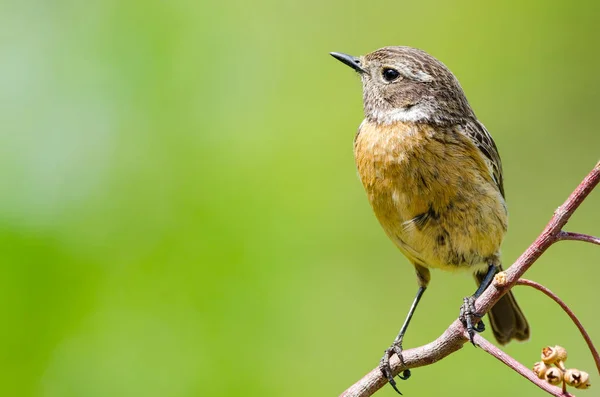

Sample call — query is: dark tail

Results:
[475,265,530,345]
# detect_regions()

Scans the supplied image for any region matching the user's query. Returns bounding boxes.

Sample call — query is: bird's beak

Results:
[330,52,366,74]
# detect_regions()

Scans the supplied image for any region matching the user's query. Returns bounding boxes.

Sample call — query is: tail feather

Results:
[475,265,530,345]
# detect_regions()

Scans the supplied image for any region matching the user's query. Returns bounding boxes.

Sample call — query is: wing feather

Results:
[461,120,505,198]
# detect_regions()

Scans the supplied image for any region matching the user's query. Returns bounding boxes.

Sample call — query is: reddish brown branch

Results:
[339,162,600,397]
[484,161,600,298]
[516,278,600,376]
[557,231,600,246]
[473,333,574,397]
[339,322,466,397]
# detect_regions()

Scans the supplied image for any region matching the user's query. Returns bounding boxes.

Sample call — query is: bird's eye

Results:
[382,68,400,82]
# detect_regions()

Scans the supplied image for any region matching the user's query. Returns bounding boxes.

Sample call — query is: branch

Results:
[516,278,600,376]
[340,161,600,397]
[474,333,574,397]
[557,231,600,246]
[339,323,465,397]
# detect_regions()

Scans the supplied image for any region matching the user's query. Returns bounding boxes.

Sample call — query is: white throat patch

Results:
[370,104,433,125]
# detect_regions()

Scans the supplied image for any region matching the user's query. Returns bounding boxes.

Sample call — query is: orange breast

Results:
[354,120,507,270]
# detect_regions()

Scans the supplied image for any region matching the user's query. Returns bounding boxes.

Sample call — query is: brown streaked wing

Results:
[461,120,505,198]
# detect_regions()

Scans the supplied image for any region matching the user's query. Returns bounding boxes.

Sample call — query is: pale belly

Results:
[354,121,508,271]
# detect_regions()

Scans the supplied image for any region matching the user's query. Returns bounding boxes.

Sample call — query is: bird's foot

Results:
[379,341,411,394]
[459,296,485,346]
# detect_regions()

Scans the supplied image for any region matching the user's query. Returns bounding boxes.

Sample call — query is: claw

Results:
[459,296,485,346]
[389,378,402,395]
[380,351,402,394]
[398,369,411,380]
[379,343,407,394]
[474,321,485,332]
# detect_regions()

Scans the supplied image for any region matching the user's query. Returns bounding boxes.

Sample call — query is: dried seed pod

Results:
[553,345,568,362]
[564,369,591,389]
[533,361,550,379]
[542,346,566,365]
[545,367,564,386]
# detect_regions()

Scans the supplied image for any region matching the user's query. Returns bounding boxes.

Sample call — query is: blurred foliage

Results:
[1,1,599,396]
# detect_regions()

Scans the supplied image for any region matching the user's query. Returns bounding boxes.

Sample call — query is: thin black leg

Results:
[379,286,427,394]
[394,286,426,344]
[461,263,496,344]
[473,263,496,298]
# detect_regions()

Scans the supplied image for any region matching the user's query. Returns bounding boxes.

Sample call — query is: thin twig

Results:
[339,162,600,397]
[516,278,600,376]
[473,333,574,397]
[557,231,600,246]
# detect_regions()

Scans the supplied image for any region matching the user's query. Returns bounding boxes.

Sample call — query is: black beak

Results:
[330,52,366,74]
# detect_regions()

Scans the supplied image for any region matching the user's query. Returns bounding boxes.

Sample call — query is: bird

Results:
[330,46,529,393]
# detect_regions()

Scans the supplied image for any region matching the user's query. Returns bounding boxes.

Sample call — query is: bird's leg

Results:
[379,286,426,395]
[460,263,496,345]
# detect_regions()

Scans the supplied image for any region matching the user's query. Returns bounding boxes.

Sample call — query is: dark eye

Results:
[382,68,400,82]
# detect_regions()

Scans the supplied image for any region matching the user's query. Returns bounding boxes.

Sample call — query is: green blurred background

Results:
[1,1,599,396]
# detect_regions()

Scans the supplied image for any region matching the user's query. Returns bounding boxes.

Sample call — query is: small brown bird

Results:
[331,46,529,393]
